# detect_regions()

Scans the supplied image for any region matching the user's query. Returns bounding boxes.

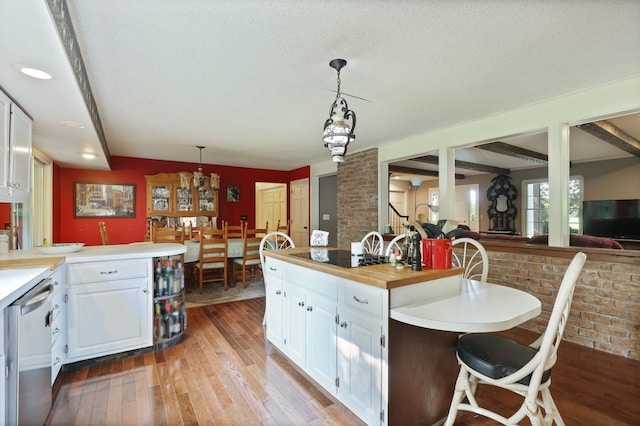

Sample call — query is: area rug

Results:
[185,278,265,308]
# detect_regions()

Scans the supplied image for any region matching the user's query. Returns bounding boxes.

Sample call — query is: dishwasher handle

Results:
[20,278,54,317]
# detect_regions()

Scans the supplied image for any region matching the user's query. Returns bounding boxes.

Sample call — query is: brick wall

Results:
[482,244,640,360]
[337,148,378,250]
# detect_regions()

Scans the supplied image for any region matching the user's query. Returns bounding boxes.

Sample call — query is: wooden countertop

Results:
[0,256,65,271]
[264,247,462,289]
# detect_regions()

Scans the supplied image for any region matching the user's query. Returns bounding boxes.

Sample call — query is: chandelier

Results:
[323,59,356,163]
[191,146,220,191]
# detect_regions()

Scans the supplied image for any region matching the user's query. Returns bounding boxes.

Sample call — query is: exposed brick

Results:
[598,271,632,282]
[594,323,630,338]
[485,246,638,358]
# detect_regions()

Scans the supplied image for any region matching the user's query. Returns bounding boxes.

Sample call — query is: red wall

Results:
[54,156,309,245]
[0,203,10,230]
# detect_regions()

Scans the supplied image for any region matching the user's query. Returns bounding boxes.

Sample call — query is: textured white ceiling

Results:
[1,0,639,172]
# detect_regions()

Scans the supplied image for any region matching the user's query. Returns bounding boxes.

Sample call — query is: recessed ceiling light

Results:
[81,153,96,160]
[61,121,86,129]
[19,66,53,80]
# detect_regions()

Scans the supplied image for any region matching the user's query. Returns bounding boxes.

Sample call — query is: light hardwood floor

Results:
[47,297,640,425]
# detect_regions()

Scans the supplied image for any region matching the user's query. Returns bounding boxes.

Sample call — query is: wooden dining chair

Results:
[194,226,228,293]
[232,223,263,288]
[223,220,245,239]
[152,223,185,243]
[98,221,109,245]
[197,221,219,239]
[276,219,289,234]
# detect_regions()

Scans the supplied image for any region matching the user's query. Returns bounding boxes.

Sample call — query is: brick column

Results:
[337,148,379,250]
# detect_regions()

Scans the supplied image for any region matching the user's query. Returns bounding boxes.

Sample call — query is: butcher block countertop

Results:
[263,247,462,289]
[0,256,65,271]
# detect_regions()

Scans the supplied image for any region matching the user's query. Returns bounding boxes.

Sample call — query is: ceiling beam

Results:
[577,120,640,158]
[412,155,510,175]
[475,141,548,164]
[389,165,465,180]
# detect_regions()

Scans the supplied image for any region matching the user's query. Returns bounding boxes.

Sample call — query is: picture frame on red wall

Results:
[74,182,136,218]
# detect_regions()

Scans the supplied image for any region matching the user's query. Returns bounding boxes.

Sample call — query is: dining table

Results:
[183,238,245,263]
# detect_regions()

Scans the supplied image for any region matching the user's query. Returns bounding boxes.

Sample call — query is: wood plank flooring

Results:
[47,297,640,425]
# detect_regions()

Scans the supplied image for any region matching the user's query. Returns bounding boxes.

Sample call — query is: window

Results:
[523,177,583,237]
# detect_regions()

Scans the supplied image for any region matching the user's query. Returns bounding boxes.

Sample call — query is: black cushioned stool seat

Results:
[457,334,551,385]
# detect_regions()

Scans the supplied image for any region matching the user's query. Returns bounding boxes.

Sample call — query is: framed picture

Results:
[227,185,240,202]
[74,182,136,218]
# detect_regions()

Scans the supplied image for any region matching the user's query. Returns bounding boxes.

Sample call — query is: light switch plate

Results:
[322,214,330,221]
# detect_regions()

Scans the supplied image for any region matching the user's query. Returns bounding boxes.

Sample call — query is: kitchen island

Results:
[263,247,540,425]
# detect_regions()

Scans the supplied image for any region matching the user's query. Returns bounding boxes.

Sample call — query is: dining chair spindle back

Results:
[194,227,228,293]
[232,223,263,288]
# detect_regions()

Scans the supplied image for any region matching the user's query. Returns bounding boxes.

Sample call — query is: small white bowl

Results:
[35,243,85,255]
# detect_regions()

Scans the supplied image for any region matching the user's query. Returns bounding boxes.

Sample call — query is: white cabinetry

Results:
[337,278,388,425]
[50,267,66,384]
[264,259,285,347]
[282,264,338,392]
[0,90,32,200]
[266,260,388,425]
[67,258,152,362]
[0,306,5,424]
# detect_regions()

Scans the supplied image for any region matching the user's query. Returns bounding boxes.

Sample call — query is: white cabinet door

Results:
[264,276,284,349]
[282,283,306,368]
[0,90,11,196]
[8,104,32,195]
[337,278,387,425]
[305,290,337,392]
[67,278,151,362]
[337,309,383,425]
[264,258,285,348]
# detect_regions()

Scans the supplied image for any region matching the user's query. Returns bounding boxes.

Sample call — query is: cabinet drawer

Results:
[340,279,384,319]
[51,334,66,384]
[286,264,337,300]
[264,258,285,279]
[68,259,148,284]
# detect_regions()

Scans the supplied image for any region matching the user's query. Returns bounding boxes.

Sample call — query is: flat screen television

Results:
[582,199,640,240]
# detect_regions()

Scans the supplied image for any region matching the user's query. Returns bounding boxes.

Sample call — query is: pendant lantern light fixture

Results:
[193,146,221,192]
[193,146,208,190]
[323,58,356,163]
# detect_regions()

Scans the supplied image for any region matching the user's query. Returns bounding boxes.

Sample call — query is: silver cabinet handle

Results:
[53,357,61,366]
[306,306,313,312]
[298,301,305,307]
[53,327,61,336]
[100,270,118,275]
[340,321,348,328]
[353,296,369,304]
[275,290,282,295]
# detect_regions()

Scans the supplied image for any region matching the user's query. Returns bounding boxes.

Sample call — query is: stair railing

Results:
[388,203,409,235]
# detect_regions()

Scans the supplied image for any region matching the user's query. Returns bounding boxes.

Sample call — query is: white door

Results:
[255,183,287,231]
[290,178,309,247]
[428,184,479,231]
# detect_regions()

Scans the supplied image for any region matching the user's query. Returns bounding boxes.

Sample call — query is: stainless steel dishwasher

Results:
[5,277,54,426]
